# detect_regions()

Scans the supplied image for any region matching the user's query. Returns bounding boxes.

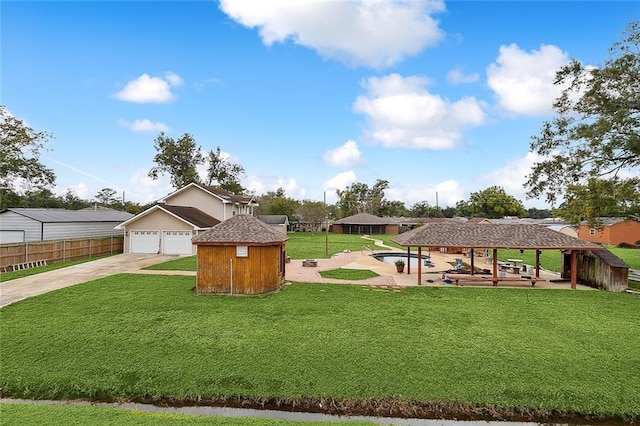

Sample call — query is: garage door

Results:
[163,231,193,255]
[130,230,159,254]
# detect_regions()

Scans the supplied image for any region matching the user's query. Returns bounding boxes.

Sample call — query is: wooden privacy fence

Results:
[0,235,124,271]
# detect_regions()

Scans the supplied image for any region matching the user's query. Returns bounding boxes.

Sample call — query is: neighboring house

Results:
[0,208,133,244]
[258,215,289,235]
[546,224,578,239]
[578,218,640,245]
[332,213,398,235]
[466,217,492,225]
[192,214,289,295]
[115,183,257,255]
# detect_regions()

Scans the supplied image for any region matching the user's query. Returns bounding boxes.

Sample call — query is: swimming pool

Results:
[372,252,434,268]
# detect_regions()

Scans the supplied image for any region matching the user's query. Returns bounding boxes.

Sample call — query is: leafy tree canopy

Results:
[148,132,204,189]
[456,186,526,219]
[526,21,640,225]
[205,146,245,194]
[297,200,327,232]
[336,179,389,218]
[0,105,56,195]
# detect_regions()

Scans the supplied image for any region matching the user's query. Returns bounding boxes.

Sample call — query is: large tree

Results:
[148,132,204,189]
[0,106,56,196]
[205,146,245,194]
[526,21,640,225]
[456,186,526,219]
[95,188,118,207]
[335,179,389,217]
[296,200,327,232]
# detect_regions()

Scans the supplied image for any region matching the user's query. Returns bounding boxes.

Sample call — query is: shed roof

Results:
[333,213,391,225]
[192,214,289,245]
[2,208,133,223]
[392,223,604,250]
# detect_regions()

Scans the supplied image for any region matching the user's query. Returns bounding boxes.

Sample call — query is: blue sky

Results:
[2,1,637,209]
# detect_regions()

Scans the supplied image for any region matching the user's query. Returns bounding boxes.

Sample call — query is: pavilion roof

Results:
[392,223,604,250]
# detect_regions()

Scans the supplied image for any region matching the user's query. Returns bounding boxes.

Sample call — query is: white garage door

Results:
[130,230,159,254]
[163,231,193,255]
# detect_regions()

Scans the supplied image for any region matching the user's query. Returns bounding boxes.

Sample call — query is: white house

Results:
[115,183,257,255]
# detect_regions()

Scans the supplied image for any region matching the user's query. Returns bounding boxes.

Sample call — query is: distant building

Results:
[578,218,640,245]
[0,208,133,244]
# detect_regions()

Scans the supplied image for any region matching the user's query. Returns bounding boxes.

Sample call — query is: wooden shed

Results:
[192,214,289,295]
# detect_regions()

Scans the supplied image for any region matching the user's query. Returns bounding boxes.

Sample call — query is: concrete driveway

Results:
[0,254,175,308]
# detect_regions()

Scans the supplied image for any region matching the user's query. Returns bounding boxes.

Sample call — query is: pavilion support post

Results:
[417,246,422,285]
[492,249,498,284]
[535,250,541,278]
[470,249,475,276]
[570,250,577,289]
[406,247,411,274]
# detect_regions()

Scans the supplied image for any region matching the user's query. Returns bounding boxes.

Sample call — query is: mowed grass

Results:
[1,274,639,420]
[0,403,374,426]
[318,268,379,280]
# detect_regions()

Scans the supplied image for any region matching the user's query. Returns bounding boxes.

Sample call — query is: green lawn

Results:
[318,268,379,280]
[495,249,563,272]
[0,403,374,425]
[1,274,639,422]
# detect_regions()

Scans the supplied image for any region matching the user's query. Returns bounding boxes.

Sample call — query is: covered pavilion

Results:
[392,223,605,289]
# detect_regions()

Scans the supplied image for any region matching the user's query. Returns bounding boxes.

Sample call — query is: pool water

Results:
[373,252,434,269]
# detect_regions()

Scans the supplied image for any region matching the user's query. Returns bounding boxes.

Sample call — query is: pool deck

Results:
[285,243,593,290]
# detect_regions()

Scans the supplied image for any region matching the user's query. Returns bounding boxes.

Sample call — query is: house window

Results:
[589,228,596,236]
[236,246,248,257]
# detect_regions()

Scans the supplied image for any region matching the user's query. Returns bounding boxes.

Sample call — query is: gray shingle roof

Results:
[392,223,604,250]
[333,213,391,225]
[161,205,220,228]
[192,214,289,245]
[258,215,289,225]
[202,186,256,205]
[4,208,133,223]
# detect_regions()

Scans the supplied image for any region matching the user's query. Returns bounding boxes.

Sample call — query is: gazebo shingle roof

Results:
[392,223,604,250]
[192,214,289,245]
[333,213,391,225]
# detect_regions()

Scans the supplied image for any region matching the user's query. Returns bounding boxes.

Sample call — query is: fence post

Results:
[89,238,92,259]
[25,242,29,263]
[63,240,66,262]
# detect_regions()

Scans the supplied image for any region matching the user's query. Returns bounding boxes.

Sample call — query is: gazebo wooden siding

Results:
[196,244,286,294]
[562,249,629,292]
[192,214,289,295]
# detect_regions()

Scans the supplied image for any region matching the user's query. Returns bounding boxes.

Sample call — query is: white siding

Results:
[0,211,43,242]
[42,222,124,241]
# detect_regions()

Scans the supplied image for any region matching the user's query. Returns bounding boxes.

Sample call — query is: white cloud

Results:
[128,168,174,204]
[487,44,570,115]
[219,0,445,69]
[118,118,169,133]
[386,179,465,208]
[114,72,182,104]
[479,151,552,206]
[244,174,305,199]
[323,140,362,168]
[354,73,486,149]
[193,77,224,90]
[446,68,479,85]
[323,171,357,200]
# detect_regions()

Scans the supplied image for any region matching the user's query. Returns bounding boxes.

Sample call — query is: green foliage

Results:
[149,132,204,189]
[1,277,639,419]
[456,186,526,218]
[378,199,408,217]
[296,200,327,232]
[95,188,119,208]
[335,179,389,218]
[205,146,245,194]
[0,105,56,198]
[526,22,640,225]
[318,268,379,280]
